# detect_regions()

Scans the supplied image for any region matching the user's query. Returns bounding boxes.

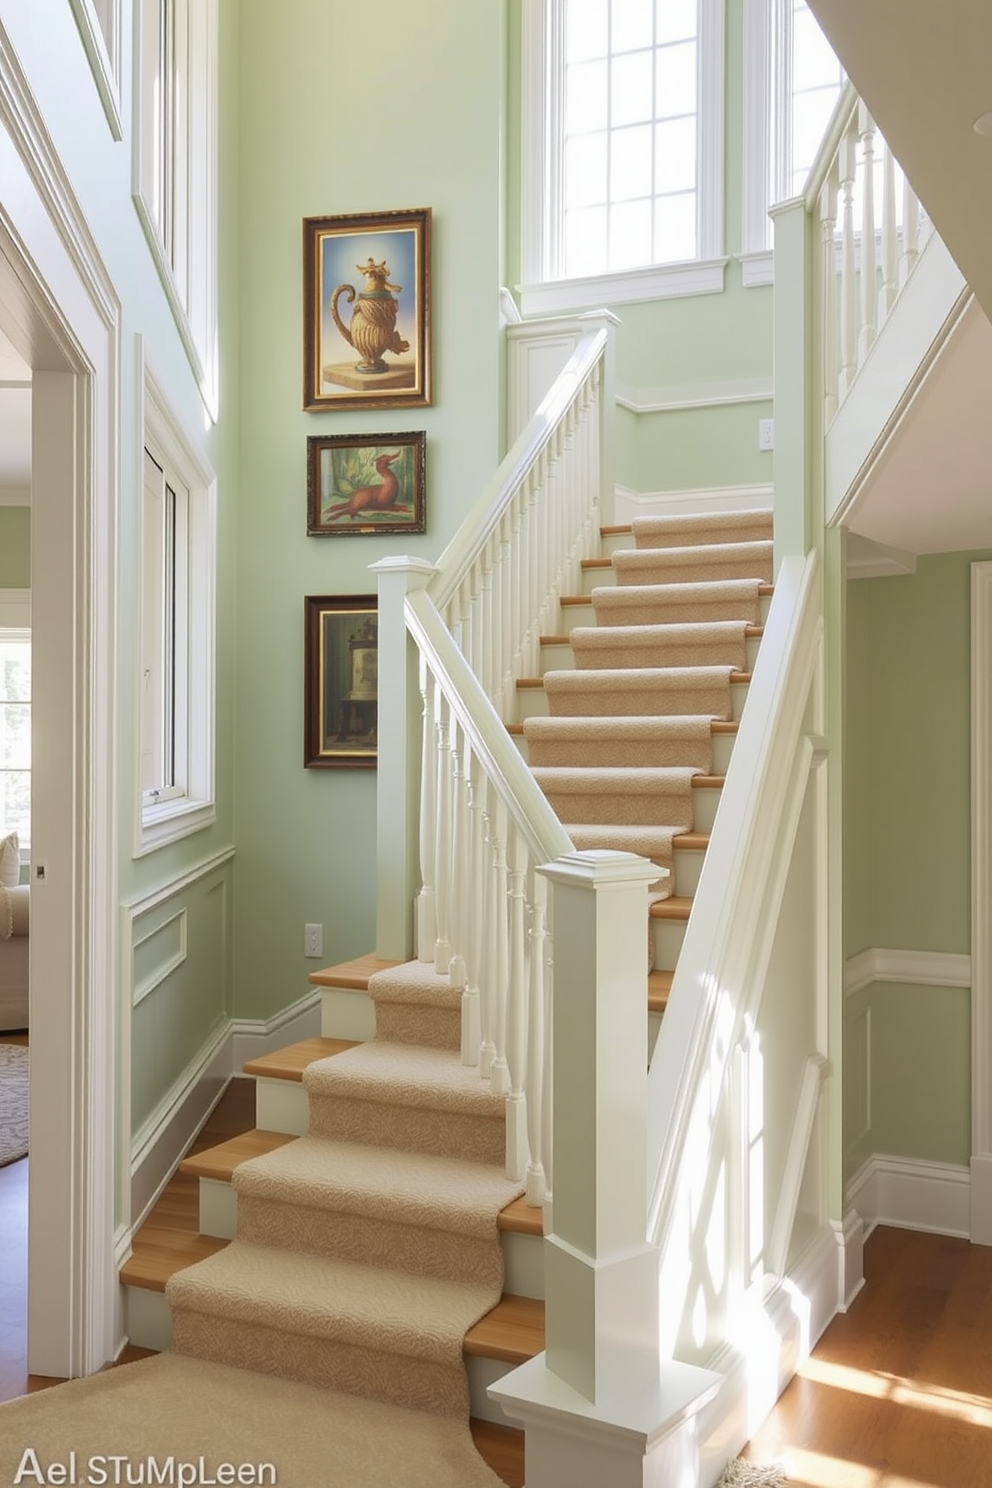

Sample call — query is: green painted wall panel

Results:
[231,0,507,1019]
[634,399,774,494]
[869,982,971,1167]
[0,510,30,587]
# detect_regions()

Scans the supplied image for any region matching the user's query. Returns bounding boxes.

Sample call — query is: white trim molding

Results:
[972,561,992,1243]
[614,484,773,524]
[843,947,972,998]
[615,376,773,415]
[847,1155,971,1239]
[519,258,728,318]
[68,0,123,140]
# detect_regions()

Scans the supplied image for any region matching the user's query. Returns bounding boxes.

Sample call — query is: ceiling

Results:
[809,0,992,561]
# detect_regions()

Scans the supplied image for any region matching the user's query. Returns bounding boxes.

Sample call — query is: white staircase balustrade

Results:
[808,84,934,426]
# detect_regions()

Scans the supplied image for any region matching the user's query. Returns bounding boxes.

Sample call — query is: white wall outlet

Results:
[304,923,323,958]
[758,417,775,451]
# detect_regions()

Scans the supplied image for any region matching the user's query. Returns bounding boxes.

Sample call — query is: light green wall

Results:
[843,550,992,1174]
[0,509,29,587]
[231,0,507,1019]
[845,551,991,957]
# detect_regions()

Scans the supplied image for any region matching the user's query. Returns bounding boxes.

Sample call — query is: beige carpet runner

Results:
[525,508,773,894]
[167,960,524,1419]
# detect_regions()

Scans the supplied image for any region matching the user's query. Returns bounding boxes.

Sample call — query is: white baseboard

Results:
[127,991,321,1233]
[847,1154,971,1238]
[697,1217,858,1485]
[614,483,773,524]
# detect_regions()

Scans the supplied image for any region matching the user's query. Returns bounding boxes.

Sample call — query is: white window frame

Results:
[741,0,846,285]
[133,0,219,414]
[136,349,216,856]
[519,0,727,316]
[68,0,123,138]
[0,589,30,863]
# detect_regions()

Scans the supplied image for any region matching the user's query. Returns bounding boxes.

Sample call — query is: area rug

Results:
[716,1459,786,1486]
[0,1043,28,1168]
[0,1352,505,1488]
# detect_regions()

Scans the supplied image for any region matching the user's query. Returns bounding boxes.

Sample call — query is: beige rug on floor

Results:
[0,1043,28,1168]
[0,1353,506,1488]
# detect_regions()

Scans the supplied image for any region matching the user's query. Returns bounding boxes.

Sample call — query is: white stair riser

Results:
[652,917,686,973]
[581,566,615,596]
[123,1284,531,1410]
[648,1010,664,1064]
[255,1077,309,1135]
[511,728,735,772]
[516,679,748,725]
[320,987,375,1041]
[539,634,761,675]
[692,786,721,833]
[561,591,771,630]
[674,848,705,899]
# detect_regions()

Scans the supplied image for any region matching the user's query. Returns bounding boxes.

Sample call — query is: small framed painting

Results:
[304,595,378,769]
[303,207,431,412]
[306,431,426,536]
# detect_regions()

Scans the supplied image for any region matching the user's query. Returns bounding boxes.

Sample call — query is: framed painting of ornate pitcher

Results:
[303,208,431,411]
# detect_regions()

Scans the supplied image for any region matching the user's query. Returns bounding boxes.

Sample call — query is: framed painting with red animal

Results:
[306,430,425,536]
[302,207,431,411]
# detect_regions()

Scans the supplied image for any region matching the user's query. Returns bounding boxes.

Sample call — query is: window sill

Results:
[136,796,216,857]
[518,257,729,317]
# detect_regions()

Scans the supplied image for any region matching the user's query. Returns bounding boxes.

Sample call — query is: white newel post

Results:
[489,849,722,1488]
[371,557,437,961]
[538,850,661,1404]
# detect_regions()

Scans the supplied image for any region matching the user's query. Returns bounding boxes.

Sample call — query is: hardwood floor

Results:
[744,1225,992,1486]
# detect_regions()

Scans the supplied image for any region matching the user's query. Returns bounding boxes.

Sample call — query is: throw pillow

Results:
[0,831,19,890]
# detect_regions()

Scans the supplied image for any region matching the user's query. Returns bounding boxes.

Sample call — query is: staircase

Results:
[514,506,773,1047]
[120,507,773,1462]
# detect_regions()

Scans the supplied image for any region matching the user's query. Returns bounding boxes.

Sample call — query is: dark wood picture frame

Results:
[304,595,378,768]
[306,430,426,536]
[303,207,431,412]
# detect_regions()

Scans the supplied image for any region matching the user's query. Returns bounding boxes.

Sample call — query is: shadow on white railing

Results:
[807,83,933,428]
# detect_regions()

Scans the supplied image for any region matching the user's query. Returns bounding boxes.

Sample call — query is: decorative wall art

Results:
[306,431,426,536]
[304,595,378,768]
[303,207,431,412]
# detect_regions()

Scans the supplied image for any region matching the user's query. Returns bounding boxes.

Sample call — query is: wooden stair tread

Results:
[179,1129,297,1182]
[120,1232,229,1293]
[308,952,400,990]
[692,774,725,789]
[464,1294,545,1363]
[673,831,709,850]
[508,720,735,739]
[562,583,774,599]
[498,1194,544,1236]
[517,677,748,690]
[650,896,694,921]
[242,1037,358,1081]
[599,524,632,536]
[648,969,673,1013]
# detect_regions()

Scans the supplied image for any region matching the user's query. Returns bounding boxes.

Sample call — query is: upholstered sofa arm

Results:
[0,884,29,940]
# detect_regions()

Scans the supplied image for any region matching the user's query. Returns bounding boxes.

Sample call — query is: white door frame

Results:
[0,30,120,1372]
[971,561,992,1244]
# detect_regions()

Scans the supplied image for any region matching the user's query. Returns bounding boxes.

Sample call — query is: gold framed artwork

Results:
[302,207,431,412]
[304,595,378,769]
[306,431,426,536]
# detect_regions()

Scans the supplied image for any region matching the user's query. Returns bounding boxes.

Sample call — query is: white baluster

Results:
[504,826,530,1181]
[900,176,921,289]
[878,136,898,326]
[479,535,494,701]
[461,745,483,1067]
[525,877,548,1207]
[820,171,839,429]
[497,510,513,716]
[478,776,498,1079]
[433,693,452,975]
[541,916,554,1229]
[857,101,877,364]
[416,662,436,961]
[447,714,467,993]
[489,795,511,1096]
[838,122,858,400]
